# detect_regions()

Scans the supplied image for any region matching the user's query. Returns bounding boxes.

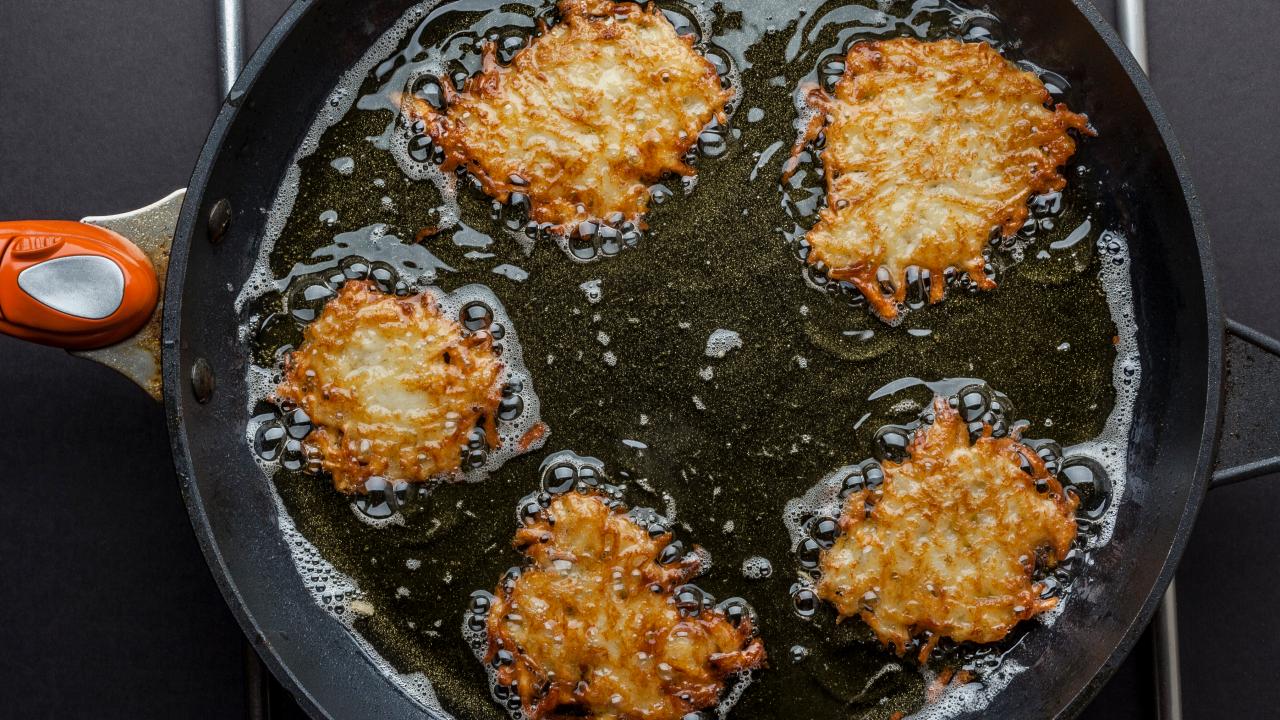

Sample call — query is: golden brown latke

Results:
[487,491,765,719]
[789,38,1093,321]
[403,0,732,232]
[275,280,503,493]
[816,397,1078,661]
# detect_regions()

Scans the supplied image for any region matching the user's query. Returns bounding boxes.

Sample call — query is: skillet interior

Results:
[164,0,1217,717]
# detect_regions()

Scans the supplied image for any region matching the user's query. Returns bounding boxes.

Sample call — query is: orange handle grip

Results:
[0,220,159,350]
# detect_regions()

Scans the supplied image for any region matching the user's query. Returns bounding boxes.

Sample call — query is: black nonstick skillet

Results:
[2,0,1278,717]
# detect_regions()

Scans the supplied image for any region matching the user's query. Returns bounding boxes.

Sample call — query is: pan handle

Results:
[1210,319,1280,489]
[0,190,185,400]
[0,220,159,350]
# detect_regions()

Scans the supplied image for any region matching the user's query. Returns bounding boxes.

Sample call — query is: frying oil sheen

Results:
[235,0,1141,717]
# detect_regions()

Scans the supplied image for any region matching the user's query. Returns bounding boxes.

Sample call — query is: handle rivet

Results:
[208,199,232,245]
[191,357,216,403]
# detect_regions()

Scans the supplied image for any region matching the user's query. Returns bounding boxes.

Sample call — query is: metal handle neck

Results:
[1117,0,1149,73]
[216,0,246,99]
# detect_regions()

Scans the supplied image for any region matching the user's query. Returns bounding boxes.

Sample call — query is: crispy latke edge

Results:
[401,0,734,233]
[486,491,766,719]
[816,397,1080,663]
[274,279,506,494]
[784,38,1095,322]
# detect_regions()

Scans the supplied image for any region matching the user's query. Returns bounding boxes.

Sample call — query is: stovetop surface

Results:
[1,1,1277,717]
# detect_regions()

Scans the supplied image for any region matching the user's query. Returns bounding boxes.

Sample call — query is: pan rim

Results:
[161,0,1223,718]
[1051,1,1221,716]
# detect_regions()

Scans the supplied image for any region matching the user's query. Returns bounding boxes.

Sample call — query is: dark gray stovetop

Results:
[1,1,1277,718]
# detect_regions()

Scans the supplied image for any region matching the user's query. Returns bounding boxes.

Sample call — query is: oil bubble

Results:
[797,537,823,570]
[674,585,708,616]
[288,280,336,323]
[497,34,526,64]
[861,461,884,489]
[280,438,306,472]
[698,129,728,158]
[1060,457,1110,520]
[341,257,372,281]
[254,419,286,461]
[808,516,840,547]
[741,556,773,580]
[598,225,623,257]
[460,301,494,332]
[412,75,446,111]
[873,424,913,463]
[1032,440,1064,474]
[568,222,599,261]
[407,134,432,162]
[661,8,700,39]
[497,394,524,421]
[355,477,396,519]
[791,584,819,618]
[717,597,752,627]
[838,466,866,497]
[658,540,686,565]
[957,384,991,422]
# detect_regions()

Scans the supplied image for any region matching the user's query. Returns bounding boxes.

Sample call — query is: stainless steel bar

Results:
[1154,579,1184,720]
[216,0,246,99]
[1117,0,1149,72]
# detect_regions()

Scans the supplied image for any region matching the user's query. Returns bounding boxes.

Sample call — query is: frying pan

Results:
[2,0,1278,717]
